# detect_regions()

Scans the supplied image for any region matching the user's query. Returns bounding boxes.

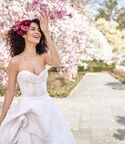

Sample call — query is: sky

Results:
[90,0,125,15]
[118,0,125,7]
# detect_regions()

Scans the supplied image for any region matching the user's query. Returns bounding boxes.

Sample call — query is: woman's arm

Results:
[0,59,18,125]
[39,11,61,66]
[44,32,61,66]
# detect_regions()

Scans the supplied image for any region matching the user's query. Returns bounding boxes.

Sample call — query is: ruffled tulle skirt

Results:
[0,94,76,144]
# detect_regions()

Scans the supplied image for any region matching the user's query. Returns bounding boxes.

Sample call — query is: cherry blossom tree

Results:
[0,0,91,81]
[0,0,73,88]
[49,6,90,79]
[0,0,114,90]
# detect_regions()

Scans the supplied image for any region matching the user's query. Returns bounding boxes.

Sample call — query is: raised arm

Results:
[39,11,61,66]
[0,59,18,125]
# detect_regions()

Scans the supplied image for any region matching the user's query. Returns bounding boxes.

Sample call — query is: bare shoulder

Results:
[8,56,21,71]
[42,52,50,59]
[9,56,20,66]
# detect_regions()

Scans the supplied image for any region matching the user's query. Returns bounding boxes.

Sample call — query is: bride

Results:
[0,11,76,144]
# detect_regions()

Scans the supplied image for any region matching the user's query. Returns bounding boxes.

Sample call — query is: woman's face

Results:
[24,22,41,44]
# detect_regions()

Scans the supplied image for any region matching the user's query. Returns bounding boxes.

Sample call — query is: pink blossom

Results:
[40,3,48,12]
[49,9,66,20]
[0,71,5,79]
[0,70,8,88]
[31,0,40,10]
[67,13,73,18]
[70,3,74,7]
[2,79,8,88]
[0,22,4,27]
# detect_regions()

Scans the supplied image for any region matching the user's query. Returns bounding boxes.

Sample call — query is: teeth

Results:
[33,36,39,39]
[33,34,40,38]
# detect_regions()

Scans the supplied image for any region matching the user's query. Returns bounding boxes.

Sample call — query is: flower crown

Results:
[12,20,31,36]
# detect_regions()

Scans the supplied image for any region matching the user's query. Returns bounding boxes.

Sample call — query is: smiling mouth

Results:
[33,34,40,39]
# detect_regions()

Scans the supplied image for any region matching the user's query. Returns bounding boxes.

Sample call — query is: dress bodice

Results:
[0,68,76,144]
[17,68,48,97]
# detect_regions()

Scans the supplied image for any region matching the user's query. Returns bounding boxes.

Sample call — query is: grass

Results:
[47,71,84,97]
[78,60,115,72]
[0,84,5,96]
[109,70,125,84]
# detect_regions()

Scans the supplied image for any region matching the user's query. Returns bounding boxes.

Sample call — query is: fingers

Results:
[39,15,43,22]
[40,10,48,22]
[39,10,48,32]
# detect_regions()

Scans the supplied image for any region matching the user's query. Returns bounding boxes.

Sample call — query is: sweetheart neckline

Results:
[17,68,47,78]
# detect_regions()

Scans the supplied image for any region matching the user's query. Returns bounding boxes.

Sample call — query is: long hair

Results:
[6,19,48,57]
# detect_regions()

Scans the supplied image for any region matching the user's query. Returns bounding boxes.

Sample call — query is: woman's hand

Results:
[39,11,49,34]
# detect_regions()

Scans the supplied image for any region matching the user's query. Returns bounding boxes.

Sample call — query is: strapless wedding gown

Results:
[0,68,76,144]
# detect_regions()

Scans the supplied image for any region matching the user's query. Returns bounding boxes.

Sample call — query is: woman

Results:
[0,11,76,144]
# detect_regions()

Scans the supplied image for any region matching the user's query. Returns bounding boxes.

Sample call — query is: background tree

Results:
[115,8,125,30]
[95,0,125,30]
[96,18,122,52]
[95,0,118,21]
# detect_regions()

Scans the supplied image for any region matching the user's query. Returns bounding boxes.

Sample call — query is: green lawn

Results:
[109,70,125,84]
[47,71,84,97]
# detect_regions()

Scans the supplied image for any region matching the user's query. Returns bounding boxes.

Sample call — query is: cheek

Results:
[26,33,33,40]
[27,31,33,36]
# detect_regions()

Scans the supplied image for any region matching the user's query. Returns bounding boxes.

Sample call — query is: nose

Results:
[34,30,41,36]
[35,30,40,34]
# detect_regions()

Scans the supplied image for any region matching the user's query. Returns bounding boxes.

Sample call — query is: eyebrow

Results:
[30,26,39,29]
[30,26,40,31]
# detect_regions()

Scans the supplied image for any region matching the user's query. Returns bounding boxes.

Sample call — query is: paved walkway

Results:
[52,72,125,144]
[1,72,125,144]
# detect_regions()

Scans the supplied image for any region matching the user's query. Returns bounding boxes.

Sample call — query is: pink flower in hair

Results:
[13,20,31,36]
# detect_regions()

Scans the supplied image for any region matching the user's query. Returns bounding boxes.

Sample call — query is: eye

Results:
[30,28,35,31]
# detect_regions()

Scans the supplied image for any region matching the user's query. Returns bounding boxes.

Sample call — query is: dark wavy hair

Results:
[6,19,48,57]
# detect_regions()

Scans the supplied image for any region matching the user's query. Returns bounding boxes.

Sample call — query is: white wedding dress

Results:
[0,68,76,144]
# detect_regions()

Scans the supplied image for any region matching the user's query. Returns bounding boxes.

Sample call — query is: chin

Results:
[35,41,40,44]
[32,40,40,44]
